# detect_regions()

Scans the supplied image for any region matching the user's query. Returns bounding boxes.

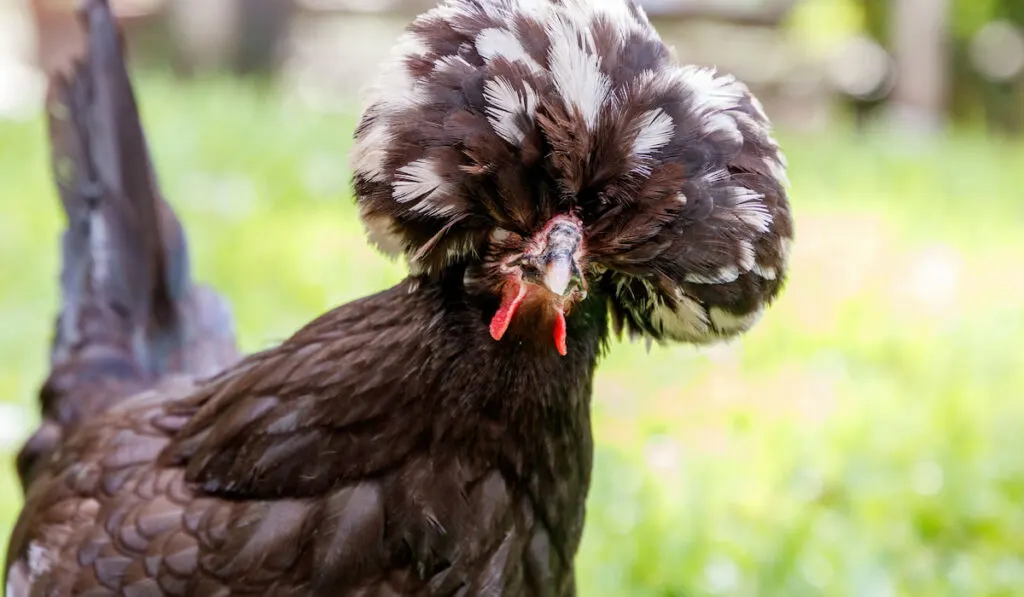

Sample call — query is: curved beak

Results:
[537,218,584,299]
[542,249,578,298]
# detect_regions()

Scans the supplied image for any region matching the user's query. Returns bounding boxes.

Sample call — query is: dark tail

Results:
[17,0,240,488]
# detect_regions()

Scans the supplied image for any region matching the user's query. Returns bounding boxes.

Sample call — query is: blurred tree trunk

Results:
[843,0,891,130]
[885,0,951,133]
[166,0,293,76]
[30,0,294,78]
[235,0,293,75]
[165,0,239,74]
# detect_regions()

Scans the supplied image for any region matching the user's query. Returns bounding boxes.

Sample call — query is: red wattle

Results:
[553,310,567,356]
[489,280,527,341]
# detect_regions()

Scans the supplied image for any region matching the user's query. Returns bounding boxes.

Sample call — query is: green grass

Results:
[1,73,1023,595]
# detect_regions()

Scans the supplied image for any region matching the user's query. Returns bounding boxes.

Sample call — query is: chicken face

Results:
[488,215,586,355]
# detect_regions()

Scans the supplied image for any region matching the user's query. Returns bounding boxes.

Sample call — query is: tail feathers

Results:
[48,0,176,338]
[19,0,239,488]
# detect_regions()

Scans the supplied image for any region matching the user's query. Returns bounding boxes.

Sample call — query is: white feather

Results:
[435,54,474,73]
[674,65,785,185]
[360,208,405,257]
[684,265,740,285]
[370,32,430,109]
[633,68,658,86]
[431,3,471,20]
[752,263,777,280]
[476,28,543,72]
[514,0,554,17]
[779,236,794,264]
[747,91,770,122]
[483,76,539,145]
[650,292,711,341]
[411,201,459,217]
[737,240,756,272]
[768,153,790,188]
[546,15,610,131]
[702,110,743,144]
[393,159,447,203]
[664,65,751,142]
[675,65,746,114]
[724,186,763,202]
[391,31,430,62]
[560,0,647,38]
[724,188,773,233]
[350,122,392,183]
[732,110,763,140]
[631,108,674,158]
[704,168,731,184]
[27,542,53,578]
[710,306,764,335]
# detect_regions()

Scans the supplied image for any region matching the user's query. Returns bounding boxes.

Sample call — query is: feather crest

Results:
[352,0,792,346]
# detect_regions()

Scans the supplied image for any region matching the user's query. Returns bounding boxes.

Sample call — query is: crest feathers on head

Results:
[351,0,793,346]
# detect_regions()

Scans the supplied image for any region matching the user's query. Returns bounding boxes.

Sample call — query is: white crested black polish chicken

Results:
[6,0,793,595]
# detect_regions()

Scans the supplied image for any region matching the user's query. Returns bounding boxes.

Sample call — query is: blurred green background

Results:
[1,0,1024,595]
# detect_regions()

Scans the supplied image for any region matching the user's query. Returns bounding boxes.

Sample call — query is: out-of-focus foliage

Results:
[1,74,1023,595]
[833,0,1024,45]
[788,0,1024,50]
[830,0,1024,129]
[787,0,864,52]
[952,0,1003,39]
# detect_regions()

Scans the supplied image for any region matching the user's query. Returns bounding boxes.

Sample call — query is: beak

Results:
[542,249,577,297]
[537,217,584,298]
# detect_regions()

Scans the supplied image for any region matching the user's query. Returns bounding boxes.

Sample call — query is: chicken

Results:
[6,0,793,595]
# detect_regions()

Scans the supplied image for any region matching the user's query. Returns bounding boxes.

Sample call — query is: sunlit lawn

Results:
[1,74,1023,596]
